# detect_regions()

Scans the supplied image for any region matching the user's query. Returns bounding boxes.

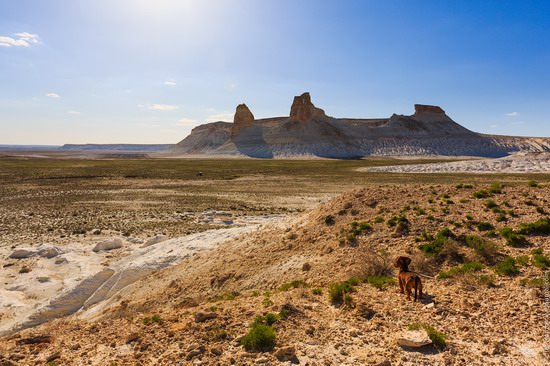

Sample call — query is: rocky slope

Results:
[1,183,548,365]
[173,93,550,158]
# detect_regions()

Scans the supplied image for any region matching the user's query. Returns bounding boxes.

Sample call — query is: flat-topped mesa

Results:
[289,92,326,122]
[414,104,445,114]
[231,103,255,138]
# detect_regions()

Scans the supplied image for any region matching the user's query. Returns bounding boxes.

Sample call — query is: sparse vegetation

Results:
[528,180,538,187]
[475,221,494,231]
[472,190,490,199]
[500,227,528,247]
[437,261,484,279]
[324,215,335,225]
[387,215,409,228]
[531,249,550,269]
[517,218,550,235]
[241,324,276,351]
[493,256,520,276]
[407,323,447,349]
[311,288,323,295]
[328,277,360,305]
[365,275,396,290]
[278,279,307,292]
[143,314,162,325]
[463,235,500,262]
[418,228,454,255]
[488,182,503,194]
[485,199,498,209]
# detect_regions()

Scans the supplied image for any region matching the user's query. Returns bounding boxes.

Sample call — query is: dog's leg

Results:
[418,282,423,300]
[414,277,418,302]
[398,276,404,294]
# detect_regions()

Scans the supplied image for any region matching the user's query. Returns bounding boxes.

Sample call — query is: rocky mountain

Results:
[173,93,550,158]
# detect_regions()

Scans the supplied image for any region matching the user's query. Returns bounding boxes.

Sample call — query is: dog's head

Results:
[394,256,412,271]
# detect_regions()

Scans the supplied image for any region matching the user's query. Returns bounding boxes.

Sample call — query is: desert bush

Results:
[465,214,474,220]
[472,190,490,199]
[532,250,550,269]
[495,213,507,222]
[407,323,447,349]
[143,315,162,325]
[350,221,373,235]
[517,218,550,235]
[528,180,538,187]
[387,215,408,227]
[464,235,500,262]
[418,228,454,255]
[278,279,307,292]
[475,221,494,231]
[374,217,384,223]
[324,215,335,225]
[520,272,549,288]
[365,275,396,290]
[488,182,502,194]
[253,313,279,327]
[485,199,498,209]
[515,255,530,267]
[535,206,546,214]
[415,231,434,242]
[499,227,528,247]
[328,277,360,305]
[437,261,484,279]
[311,288,323,295]
[493,256,520,276]
[241,324,276,351]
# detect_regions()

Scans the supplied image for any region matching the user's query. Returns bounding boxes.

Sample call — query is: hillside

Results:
[1,182,548,365]
[173,93,550,158]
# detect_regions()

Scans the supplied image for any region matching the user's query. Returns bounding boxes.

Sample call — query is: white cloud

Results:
[46,93,60,98]
[67,111,80,115]
[176,118,197,126]
[0,32,39,47]
[148,103,178,111]
[206,112,233,122]
[505,111,519,117]
[163,80,176,85]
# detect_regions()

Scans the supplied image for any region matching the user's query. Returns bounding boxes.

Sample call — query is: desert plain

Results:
[0,154,549,365]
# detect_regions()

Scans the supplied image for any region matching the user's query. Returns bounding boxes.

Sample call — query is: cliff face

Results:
[171,93,550,158]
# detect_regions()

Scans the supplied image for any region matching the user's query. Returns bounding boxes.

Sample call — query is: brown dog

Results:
[394,256,423,302]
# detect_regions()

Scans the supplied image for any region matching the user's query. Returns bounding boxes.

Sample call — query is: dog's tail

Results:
[414,276,419,302]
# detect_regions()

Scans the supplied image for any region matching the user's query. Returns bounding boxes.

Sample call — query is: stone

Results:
[37,247,60,258]
[289,92,326,122]
[16,335,51,345]
[365,355,391,366]
[54,257,68,265]
[91,229,102,235]
[194,312,218,323]
[397,329,432,348]
[210,345,223,356]
[93,238,123,252]
[126,333,141,344]
[231,103,255,137]
[186,345,205,360]
[274,346,297,362]
[414,104,445,114]
[9,249,35,259]
[46,352,61,363]
[142,235,168,248]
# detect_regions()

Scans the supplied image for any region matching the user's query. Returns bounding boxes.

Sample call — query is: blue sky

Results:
[1,0,549,144]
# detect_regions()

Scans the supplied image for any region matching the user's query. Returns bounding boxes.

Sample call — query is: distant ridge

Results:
[173,92,550,158]
[60,144,173,152]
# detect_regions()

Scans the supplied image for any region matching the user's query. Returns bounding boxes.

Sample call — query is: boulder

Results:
[92,238,123,252]
[37,247,60,258]
[142,235,168,248]
[231,103,255,137]
[9,249,35,259]
[194,311,218,323]
[396,329,432,348]
[274,346,297,362]
[289,92,326,122]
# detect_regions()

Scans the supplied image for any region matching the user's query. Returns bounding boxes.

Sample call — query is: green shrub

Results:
[495,213,507,222]
[528,180,538,187]
[532,252,550,269]
[387,215,409,227]
[418,228,454,255]
[143,314,162,325]
[365,275,396,290]
[278,279,307,292]
[241,324,276,351]
[536,206,546,215]
[311,288,323,295]
[415,231,434,242]
[493,257,520,276]
[437,262,484,279]
[488,182,502,194]
[464,235,500,261]
[350,221,373,236]
[473,190,490,199]
[485,200,498,209]
[520,273,549,288]
[515,255,530,266]
[463,184,474,189]
[465,214,474,220]
[374,217,384,223]
[475,222,494,231]
[407,323,447,349]
[517,218,550,235]
[328,277,360,305]
[253,313,279,327]
[500,227,528,247]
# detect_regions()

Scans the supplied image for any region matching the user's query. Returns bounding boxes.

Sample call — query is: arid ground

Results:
[0,155,549,365]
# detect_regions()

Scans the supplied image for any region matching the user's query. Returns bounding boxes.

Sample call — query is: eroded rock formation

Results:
[289,92,326,122]
[231,103,255,137]
[414,104,445,114]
